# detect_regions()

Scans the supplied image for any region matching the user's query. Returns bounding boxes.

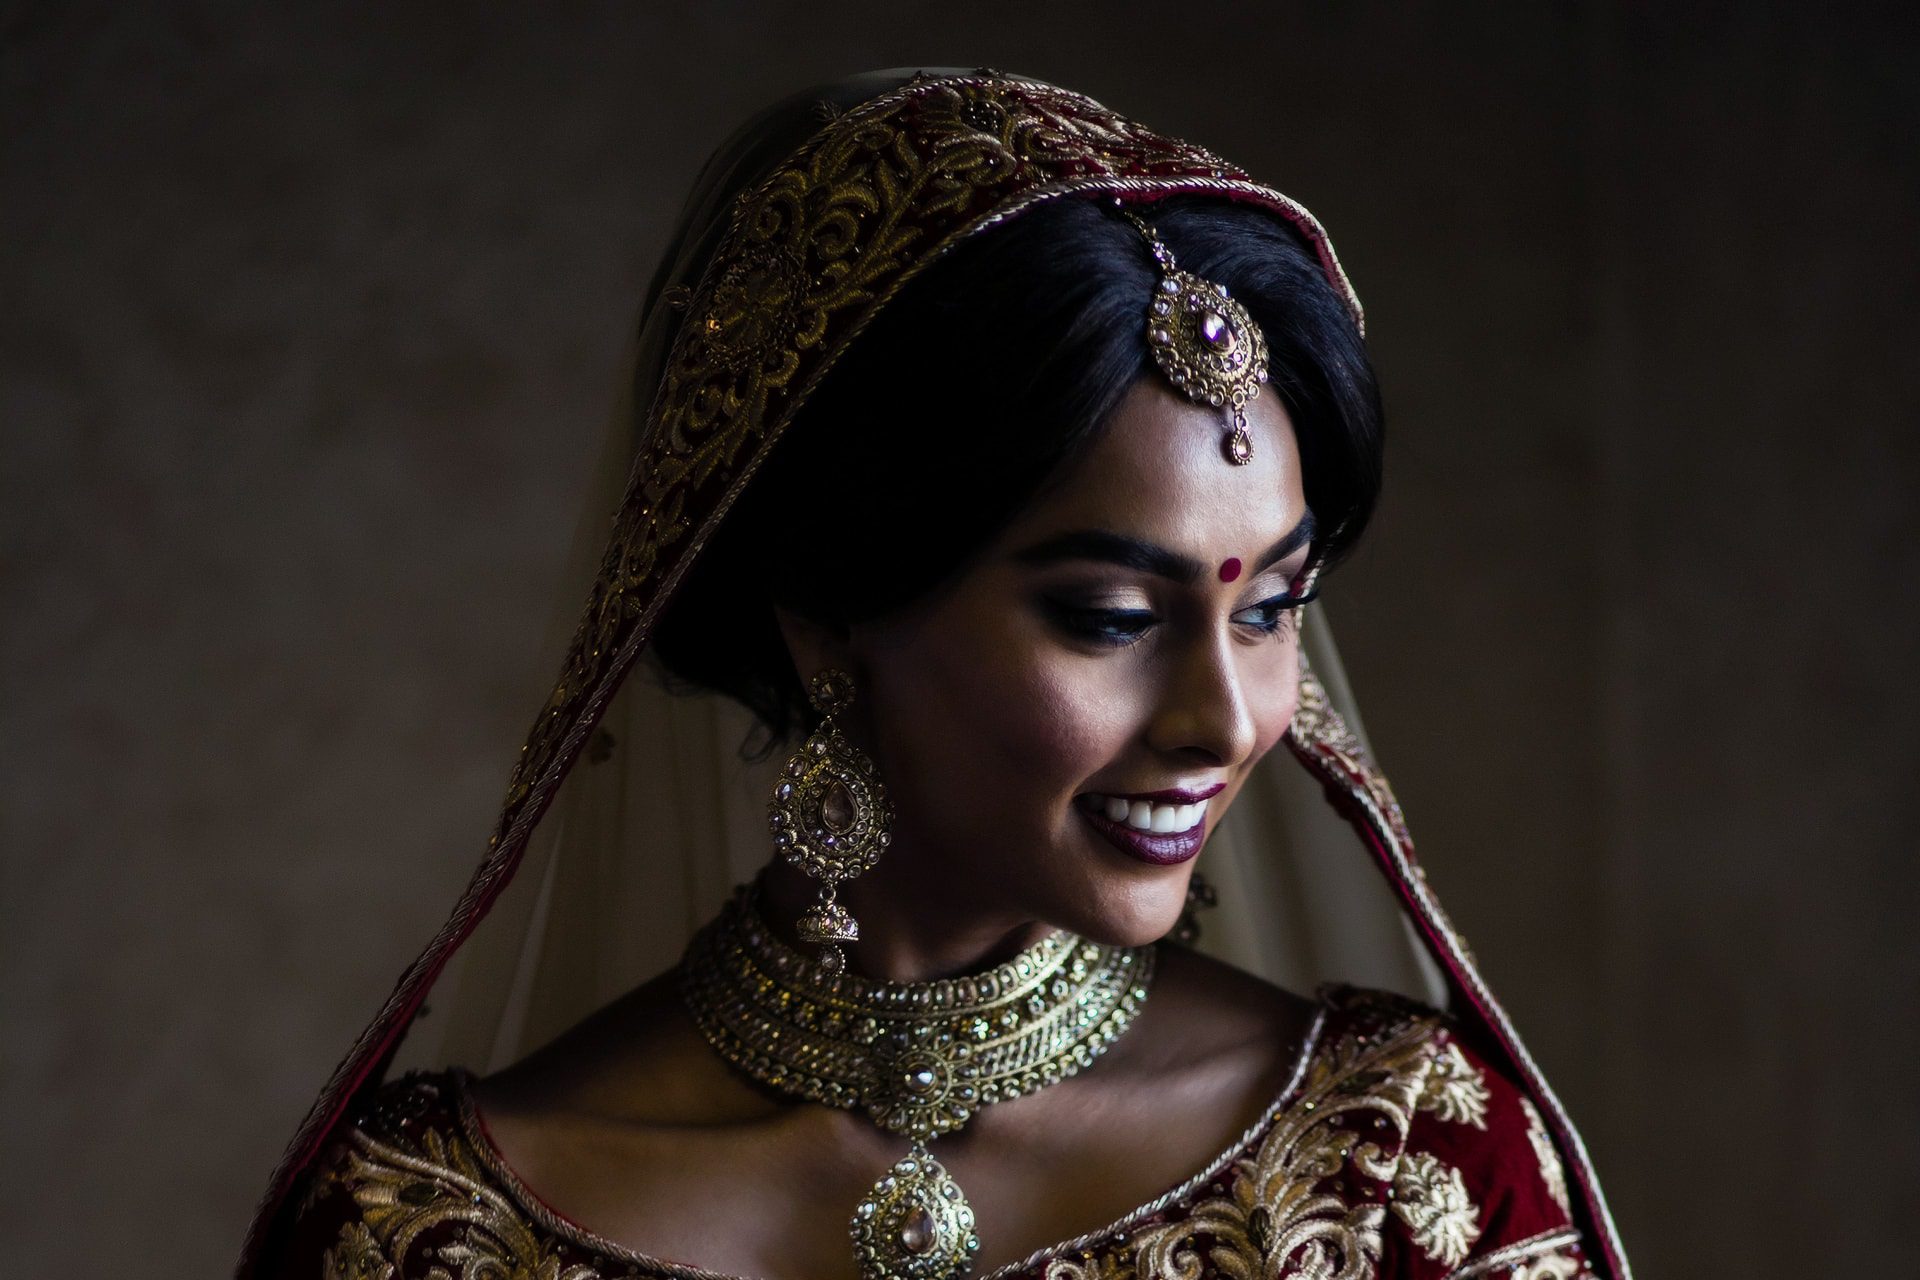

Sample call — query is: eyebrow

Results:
[1013,512,1318,585]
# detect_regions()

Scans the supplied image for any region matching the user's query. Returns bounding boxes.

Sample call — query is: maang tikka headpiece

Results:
[1120,205,1271,465]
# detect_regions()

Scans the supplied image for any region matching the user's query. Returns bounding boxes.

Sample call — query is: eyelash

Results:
[1049,595,1306,648]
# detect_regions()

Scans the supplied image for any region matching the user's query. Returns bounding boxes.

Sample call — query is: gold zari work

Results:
[1419,1040,1493,1129]
[1510,1248,1595,1280]
[315,1122,610,1280]
[1131,1004,1479,1279]
[1522,1097,1574,1217]
[293,995,1597,1280]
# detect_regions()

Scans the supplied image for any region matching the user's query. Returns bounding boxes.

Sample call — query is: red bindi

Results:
[1218,557,1242,583]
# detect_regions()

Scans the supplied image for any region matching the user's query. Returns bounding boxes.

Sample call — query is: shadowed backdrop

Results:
[3,3,1916,1274]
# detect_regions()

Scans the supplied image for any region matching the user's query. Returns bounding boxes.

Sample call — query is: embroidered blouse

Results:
[270,988,1596,1280]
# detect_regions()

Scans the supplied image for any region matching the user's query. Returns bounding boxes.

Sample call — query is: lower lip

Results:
[1078,804,1208,866]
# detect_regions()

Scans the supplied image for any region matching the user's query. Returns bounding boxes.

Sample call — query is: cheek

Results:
[986,654,1144,793]
[867,619,1143,815]
[1246,641,1303,760]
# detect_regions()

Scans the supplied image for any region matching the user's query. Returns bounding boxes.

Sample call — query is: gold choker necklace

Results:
[679,883,1157,1280]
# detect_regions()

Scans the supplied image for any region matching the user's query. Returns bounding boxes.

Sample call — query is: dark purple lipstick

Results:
[1075,783,1224,867]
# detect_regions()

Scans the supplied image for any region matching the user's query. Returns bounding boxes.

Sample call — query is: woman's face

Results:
[840,377,1315,948]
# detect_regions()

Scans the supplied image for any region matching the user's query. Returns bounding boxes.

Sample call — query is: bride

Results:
[241,68,1630,1280]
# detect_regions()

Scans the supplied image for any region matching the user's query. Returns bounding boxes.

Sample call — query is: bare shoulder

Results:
[1076,942,1321,1121]
[470,965,771,1131]
[1130,943,1318,1064]
[461,970,857,1267]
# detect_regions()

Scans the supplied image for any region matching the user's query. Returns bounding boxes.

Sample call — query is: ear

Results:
[772,605,858,693]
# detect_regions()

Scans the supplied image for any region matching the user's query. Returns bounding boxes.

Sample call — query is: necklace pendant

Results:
[849,1141,979,1280]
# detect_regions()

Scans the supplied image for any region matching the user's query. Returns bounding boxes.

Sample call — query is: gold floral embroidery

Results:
[319,1220,391,1280]
[1131,1011,1467,1280]
[1391,1151,1480,1266]
[1418,1040,1491,1129]
[1520,1097,1571,1216]
[1508,1246,1589,1279]
[1042,1252,1136,1280]
[1284,653,1480,972]
[1445,1229,1586,1279]
[1287,649,1413,855]
[314,1122,612,1280]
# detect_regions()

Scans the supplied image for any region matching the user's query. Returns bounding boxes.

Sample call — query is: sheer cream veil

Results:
[241,67,1629,1280]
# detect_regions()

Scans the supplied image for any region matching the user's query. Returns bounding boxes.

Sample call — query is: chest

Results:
[497,1068,1278,1279]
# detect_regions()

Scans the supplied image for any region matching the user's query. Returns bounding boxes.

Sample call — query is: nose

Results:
[1144,630,1260,768]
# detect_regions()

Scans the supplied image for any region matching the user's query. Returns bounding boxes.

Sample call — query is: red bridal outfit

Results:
[242,69,1631,1280]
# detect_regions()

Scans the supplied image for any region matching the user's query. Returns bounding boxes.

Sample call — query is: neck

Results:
[759,856,1056,985]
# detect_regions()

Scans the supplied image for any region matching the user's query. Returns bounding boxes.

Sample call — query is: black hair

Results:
[650,194,1383,747]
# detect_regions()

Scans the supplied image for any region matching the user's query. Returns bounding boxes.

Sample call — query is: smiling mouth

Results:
[1074,784,1225,867]
[1077,793,1212,834]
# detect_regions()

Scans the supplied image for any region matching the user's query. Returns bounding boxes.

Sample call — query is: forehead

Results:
[999,378,1306,551]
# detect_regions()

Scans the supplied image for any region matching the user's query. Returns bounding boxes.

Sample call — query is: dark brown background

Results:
[4,3,1916,1274]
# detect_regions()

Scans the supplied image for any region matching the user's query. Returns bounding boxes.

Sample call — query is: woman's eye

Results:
[1045,602,1156,646]
[1233,595,1301,636]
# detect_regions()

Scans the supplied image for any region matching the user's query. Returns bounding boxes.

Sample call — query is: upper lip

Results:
[1083,782,1227,805]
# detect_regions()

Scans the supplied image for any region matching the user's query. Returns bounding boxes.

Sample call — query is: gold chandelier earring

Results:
[766,669,893,975]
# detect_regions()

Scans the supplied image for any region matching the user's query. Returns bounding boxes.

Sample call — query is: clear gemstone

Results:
[821,780,858,832]
[905,1066,937,1093]
[1200,310,1233,347]
[899,1205,937,1254]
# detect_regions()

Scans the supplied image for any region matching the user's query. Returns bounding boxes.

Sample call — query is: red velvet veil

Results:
[238,67,1631,1279]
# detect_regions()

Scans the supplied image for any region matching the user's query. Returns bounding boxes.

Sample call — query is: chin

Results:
[1054,873,1191,949]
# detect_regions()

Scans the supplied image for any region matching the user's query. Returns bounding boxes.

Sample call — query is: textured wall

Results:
[3,3,1914,1274]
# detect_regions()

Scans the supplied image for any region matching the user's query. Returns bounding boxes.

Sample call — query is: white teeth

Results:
[1085,794,1209,834]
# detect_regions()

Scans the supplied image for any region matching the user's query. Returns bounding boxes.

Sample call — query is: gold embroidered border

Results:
[1282,621,1632,1279]
[1445,1229,1587,1280]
